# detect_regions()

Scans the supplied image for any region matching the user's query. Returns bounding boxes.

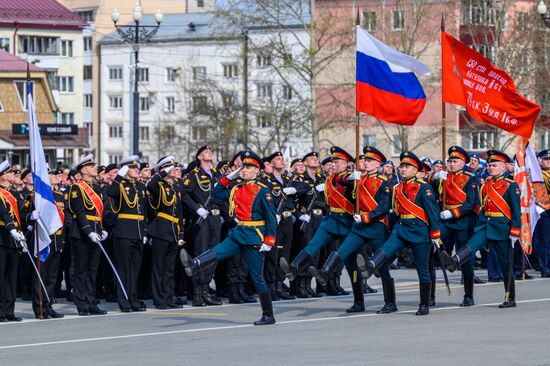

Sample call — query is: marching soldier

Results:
[68,154,108,316]
[279,147,356,284]
[147,156,185,309]
[18,168,34,301]
[433,146,479,306]
[21,168,67,319]
[310,146,392,313]
[0,161,26,322]
[107,156,148,312]
[180,151,278,325]
[534,150,550,278]
[357,151,441,316]
[181,146,223,306]
[446,150,521,308]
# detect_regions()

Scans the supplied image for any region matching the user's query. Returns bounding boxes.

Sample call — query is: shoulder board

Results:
[256,182,267,188]
[417,179,427,184]
[377,174,388,181]
[464,170,474,177]
[192,167,200,173]
[505,178,515,183]
[212,168,218,173]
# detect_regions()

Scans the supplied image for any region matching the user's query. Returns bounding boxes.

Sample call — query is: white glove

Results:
[440,210,453,220]
[163,165,174,174]
[147,238,153,246]
[259,244,272,252]
[143,236,148,245]
[299,214,311,223]
[347,170,362,181]
[226,166,242,180]
[10,229,25,243]
[88,232,101,244]
[101,230,108,241]
[234,217,239,224]
[431,239,441,248]
[282,187,297,195]
[177,239,185,247]
[276,214,281,224]
[509,236,518,247]
[353,214,362,223]
[435,171,448,180]
[31,210,39,221]
[315,183,325,192]
[118,165,129,177]
[196,207,208,220]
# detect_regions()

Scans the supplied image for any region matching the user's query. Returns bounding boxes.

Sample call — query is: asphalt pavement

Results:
[1,269,549,366]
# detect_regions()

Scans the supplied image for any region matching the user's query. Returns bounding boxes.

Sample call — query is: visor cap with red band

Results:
[399,151,422,170]
[448,146,470,164]
[330,146,353,163]
[240,151,265,170]
[362,146,386,163]
[487,150,511,163]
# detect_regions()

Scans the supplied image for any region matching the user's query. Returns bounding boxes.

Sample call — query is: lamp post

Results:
[538,1,550,28]
[111,4,163,156]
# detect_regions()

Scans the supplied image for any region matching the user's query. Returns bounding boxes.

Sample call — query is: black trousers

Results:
[0,246,19,318]
[32,250,61,314]
[97,236,115,298]
[190,215,221,285]
[137,243,152,297]
[56,238,72,296]
[114,237,143,309]
[70,237,101,312]
[151,238,177,307]
[265,215,293,284]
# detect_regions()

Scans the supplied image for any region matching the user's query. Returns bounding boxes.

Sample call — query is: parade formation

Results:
[1,144,549,326]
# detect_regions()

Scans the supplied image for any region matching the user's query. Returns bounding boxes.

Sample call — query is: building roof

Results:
[0,50,43,72]
[0,0,87,30]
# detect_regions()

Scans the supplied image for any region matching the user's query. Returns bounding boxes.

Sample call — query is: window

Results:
[109,96,123,109]
[392,10,405,31]
[391,134,402,156]
[18,36,59,55]
[84,94,93,108]
[363,134,377,148]
[362,11,376,32]
[13,81,34,111]
[165,97,175,112]
[61,40,73,57]
[58,76,74,93]
[139,97,150,111]
[461,130,496,150]
[283,85,292,100]
[257,52,272,67]
[257,83,272,99]
[222,91,237,107]
[192,96,208,114]
[166,67,178,82]
[256,114,272,128]
[109,125,123,138]
[60,112,75,125]
[0,98,3,112]
[137,68,149,82]
[282,53,293,67]
[462,0,494,25]
[75,9,96,23]
[192,66,206,80]
[139,126,150,141]
[165,125,175,139]
[197,0,204,7]
[108,154,123,164]
[84,121,93,136]
[223,63,238,78]
[517,12,528,31]
[109,66,123,80]
[472,44,495,62]
[539,130,550,150]
[83,36,92,52]
[192,126,207,140]
[0,38,9,52]
[83,65,93,80]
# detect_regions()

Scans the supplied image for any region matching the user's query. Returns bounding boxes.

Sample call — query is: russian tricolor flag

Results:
[356,26,429,125]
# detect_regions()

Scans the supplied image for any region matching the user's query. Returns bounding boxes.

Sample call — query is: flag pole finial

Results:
[356,7,360,26]
[441,13,445,32]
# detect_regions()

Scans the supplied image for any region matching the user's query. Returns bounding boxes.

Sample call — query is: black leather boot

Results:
[415,282,431,316]
[461,275,475,307]
[276,281,295,300]
[499,277,516,308]
[447,246,472,273]
[306,277,323,297]
[202,285,222,306]
[377,279,398,314]
[309,252,342,288]
[363,280,378,294]
[296,277,310,298]
[269,283,280,301]
[335,275,349,295]
[228,284,243,304]
[429,276,436,307]
[238,283,257,303]
[254,292,275,325]
[326,277,340,296]
[181,249,218,277]
[346,279,365,313]
[280,251,312,281]
[357,250,385,280]
[192,285,206,307]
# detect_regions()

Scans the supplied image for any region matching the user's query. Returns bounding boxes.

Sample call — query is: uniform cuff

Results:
[452,207,461,218]
[361,214,371,224]
[509,227,520,237]
[263,236,276,245]
[430,229,441,239]
[220,176,231,188]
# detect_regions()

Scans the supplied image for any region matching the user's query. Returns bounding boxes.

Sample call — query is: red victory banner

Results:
[442,32,541,139]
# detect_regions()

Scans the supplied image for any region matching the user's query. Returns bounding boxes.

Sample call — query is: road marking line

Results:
[1,297,549,350]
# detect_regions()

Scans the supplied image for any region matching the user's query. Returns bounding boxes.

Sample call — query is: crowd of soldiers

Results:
[0,144,548,325]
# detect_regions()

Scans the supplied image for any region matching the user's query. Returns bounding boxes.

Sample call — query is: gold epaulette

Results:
[192,167,199,173]
[256,181,267,188]
[505,178,515,183]
[417,178,427,184]
[377,174,388,181]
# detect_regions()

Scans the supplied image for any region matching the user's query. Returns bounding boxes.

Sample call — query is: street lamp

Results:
[537,1,550,28]
[111,4,163,156]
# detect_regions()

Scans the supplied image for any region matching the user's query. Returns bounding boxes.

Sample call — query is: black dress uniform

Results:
[68,154,107,315]
[107,156,148,312]
[0,161,25,322]
[147,156,185,309]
